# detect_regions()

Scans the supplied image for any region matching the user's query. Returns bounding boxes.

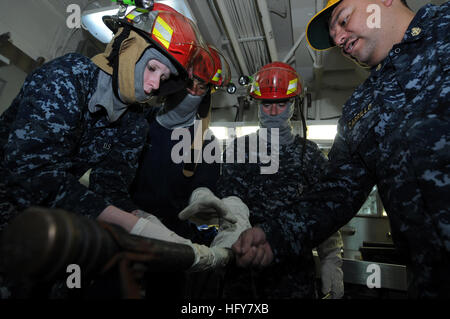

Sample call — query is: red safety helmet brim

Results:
[249,63,302,100]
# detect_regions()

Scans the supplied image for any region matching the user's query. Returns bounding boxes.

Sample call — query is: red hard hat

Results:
[103,8,210,79]
[249,62,302,100]
[208,45,231,87]
[151,3,179,14]
[190,47,215,84]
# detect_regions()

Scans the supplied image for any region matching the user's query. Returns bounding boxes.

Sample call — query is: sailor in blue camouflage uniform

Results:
[130,52,222,299]
[131,46,223,241]
[0,8,214,297]
[217,62,344,299]
[0,8,205,232]
[233,0,450,298]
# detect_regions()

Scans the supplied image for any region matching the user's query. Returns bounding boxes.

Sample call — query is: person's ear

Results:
[380,0,394,8]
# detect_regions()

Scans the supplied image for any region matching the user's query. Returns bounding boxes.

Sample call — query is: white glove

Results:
[178,187,237,226]
[211,196,252,249]
[317,231,344,299]
[130,210,193,245]
[188,244,233,272]
[130,210,232,272]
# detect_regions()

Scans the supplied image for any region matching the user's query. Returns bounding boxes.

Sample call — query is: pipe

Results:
[283,31,306,63]
[312,0,326,120]
[214,0,250,75]
[0,207,195,284]
[221,36,265,45]
[256,0,278,62]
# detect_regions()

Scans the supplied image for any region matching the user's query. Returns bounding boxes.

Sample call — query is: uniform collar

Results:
[369,4,435,78]
[400,3,434,44]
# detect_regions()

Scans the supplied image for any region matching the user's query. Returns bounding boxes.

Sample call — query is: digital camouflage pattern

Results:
[131,117,221,240]
[0,53,149,231]
[263,3,450,298]
[217,133,342,298]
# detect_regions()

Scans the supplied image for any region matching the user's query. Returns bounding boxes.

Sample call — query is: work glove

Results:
[317,231,344,299]
[130,210,193,245]
[130,210,232,272]
[210,196,252,249]
[188,243,233,272]
[178,187,237,226]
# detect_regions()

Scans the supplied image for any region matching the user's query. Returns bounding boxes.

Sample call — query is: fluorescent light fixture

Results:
[209,126,229,140]
[210,125,260,140]
[236,126,259,137]
[81,1,196,44]
[307,125,337,140]
[211,124,337,141]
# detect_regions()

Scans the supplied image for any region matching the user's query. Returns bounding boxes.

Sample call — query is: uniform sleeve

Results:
[299,140,345,255]
[2,62,110,218]
[262,131,374,257]
[305,141,328,184]
[88,115,147,213]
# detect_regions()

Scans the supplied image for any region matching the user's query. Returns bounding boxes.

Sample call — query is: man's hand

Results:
[232,227,273,268]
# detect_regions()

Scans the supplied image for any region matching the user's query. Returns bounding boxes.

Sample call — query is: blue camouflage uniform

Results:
[129,114,222,299]
[263,3,450,298]
[131,115,220,240]
[0,53,148,230]
[217,133,332,298]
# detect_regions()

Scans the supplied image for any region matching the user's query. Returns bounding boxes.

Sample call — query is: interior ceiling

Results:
[19,0,446,106]
[8,0,445,84]
[187,0,445,86]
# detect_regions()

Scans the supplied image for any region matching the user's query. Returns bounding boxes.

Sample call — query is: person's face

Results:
[261,100,290,116]
[328,0,382,66]
[143,59,171,95]
[187,78,208,96]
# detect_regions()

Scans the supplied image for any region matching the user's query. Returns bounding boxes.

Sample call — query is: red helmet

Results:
[189,47,215,84]
[103,8,210,79]
[208,45,231,87]
[151,3,179,14]
[249,62,302,100]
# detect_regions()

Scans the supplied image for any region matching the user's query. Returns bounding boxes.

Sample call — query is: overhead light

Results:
[209,125,260,140]
[236,126,259,137]
[81,5,134,43]
[307,125,337,140]
[210,124,337,142]
[209,126,228,140]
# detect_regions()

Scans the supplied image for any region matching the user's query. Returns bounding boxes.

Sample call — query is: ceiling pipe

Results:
[283,31,306,63]
[256,0,278,62]
[313,0,325,121]
[214,0,250,76]
[313,0,325,69]
[221,35,265,45]
[306,41,317,65]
